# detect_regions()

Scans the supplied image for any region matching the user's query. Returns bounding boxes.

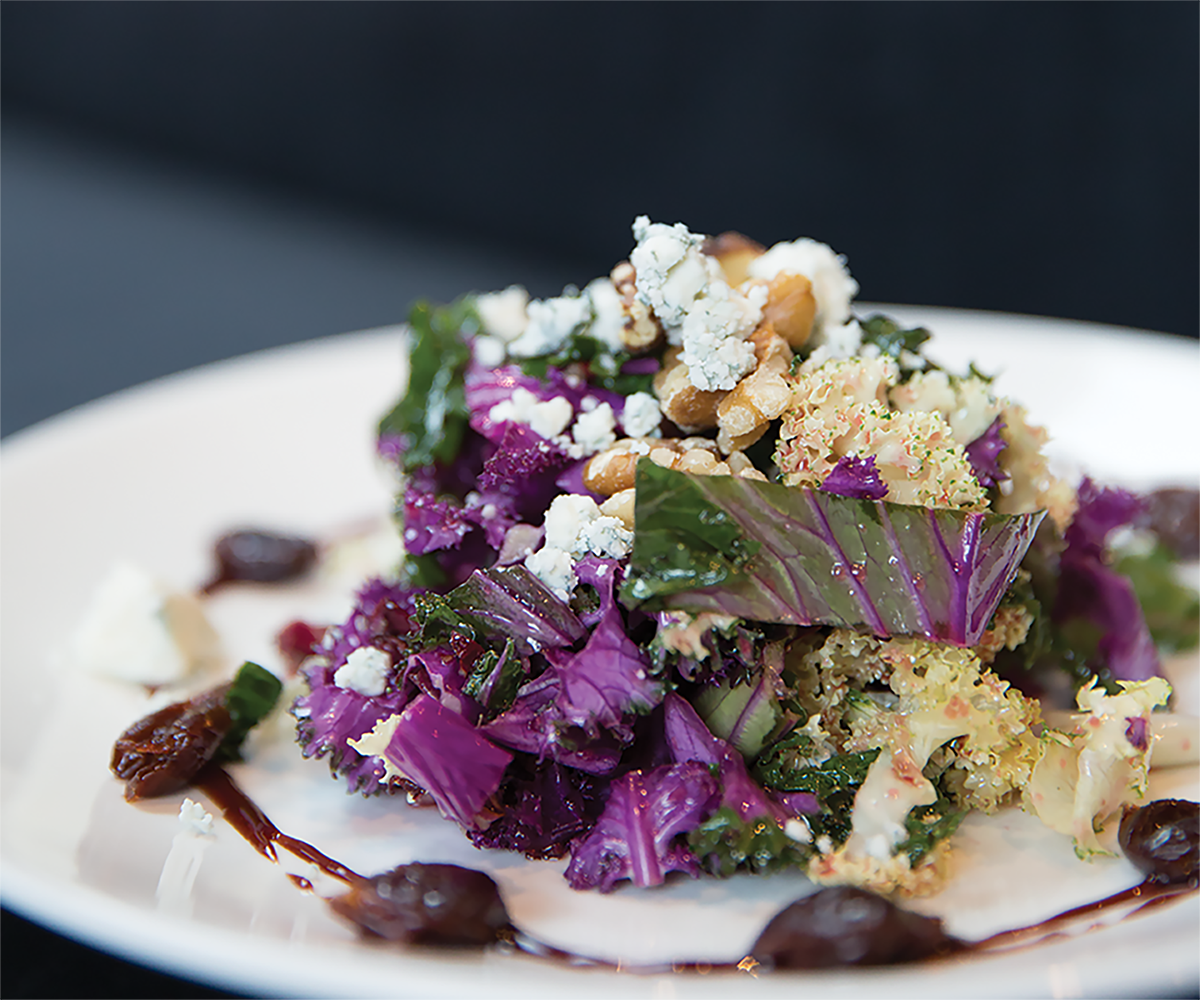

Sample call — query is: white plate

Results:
[2,312,1198,999]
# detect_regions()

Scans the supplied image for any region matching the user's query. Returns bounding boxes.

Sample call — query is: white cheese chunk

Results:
[72,561,221,685]
[475,285,529,341]
[507,290,591,358]
[630,216,720,331]
[333,645,393,697]
[620,391,663,438]
[584,277,627,352]
[524,545,578,601]
[570,401,617,455]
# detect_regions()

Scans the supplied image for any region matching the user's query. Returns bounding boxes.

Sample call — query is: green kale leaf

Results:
[687,806,811,878]
[378,297,476,472]
[1117,542,1200,654]
[620,461,762,605]
[215,662,283,762]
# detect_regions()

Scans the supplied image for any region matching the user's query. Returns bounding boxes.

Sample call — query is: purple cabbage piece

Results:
[965,417,1009,489]
[539,591,664,741]
[467,761,606,858]
[475,422,571,522]
[819,455,888,501]
[379,694,513,830]
[564,762,719,892]
[574,555,623,628]
[1125,716,1149,752]
[639,470,1045,646]
[663,694,785,822]
[555,459,605,501]
[1054,478,1160,681]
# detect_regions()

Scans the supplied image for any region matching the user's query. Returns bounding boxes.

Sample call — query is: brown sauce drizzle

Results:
[195,764,360,886]
[191,764,1198,974]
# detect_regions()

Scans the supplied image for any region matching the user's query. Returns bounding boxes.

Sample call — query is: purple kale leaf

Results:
[819,455,888,501]
[467,761,607,859]
[1054,478,1160,681]
[663,693,785,822]
[965,417,1009,489]
[482,578,662,772]
[625,463,1044,646]
[564,762,720,892]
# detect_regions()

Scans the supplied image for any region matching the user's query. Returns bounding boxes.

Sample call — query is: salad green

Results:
[292,216,1197,897]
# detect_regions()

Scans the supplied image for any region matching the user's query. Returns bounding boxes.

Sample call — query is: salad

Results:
[286,216,1198,900]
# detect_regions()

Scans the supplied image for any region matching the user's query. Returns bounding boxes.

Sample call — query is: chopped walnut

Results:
[582,440,648,495]
[715,326,794,453]
[611,261,663,352]
[653,346,727,431]
[763,271,817,348]
[702,231,765,287]
[599,488,636,529]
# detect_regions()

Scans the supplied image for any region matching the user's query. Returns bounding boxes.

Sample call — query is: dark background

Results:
[2,3,1197,997]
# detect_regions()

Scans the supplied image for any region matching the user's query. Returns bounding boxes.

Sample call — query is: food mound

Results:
[292,217,1178,896]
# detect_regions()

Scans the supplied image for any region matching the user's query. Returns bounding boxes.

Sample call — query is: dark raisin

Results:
[750,886,959,968]
[111,684,232,800]
[1118,798,1199,884]
[203,529,318,593]
[1136,488,1200,561]
[329,863,511,947]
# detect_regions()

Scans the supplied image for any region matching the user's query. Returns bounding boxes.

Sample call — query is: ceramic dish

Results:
[3,310,1197,998]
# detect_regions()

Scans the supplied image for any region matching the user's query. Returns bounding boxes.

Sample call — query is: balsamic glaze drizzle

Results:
[193,765,1198,974]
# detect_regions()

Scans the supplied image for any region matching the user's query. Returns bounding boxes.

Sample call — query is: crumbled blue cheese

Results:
[507,289,591,358]
[475,285,530,342]
[570,401,617,455]
[678,282,766,391]
[630,216,719,330]
[524,545,578,601]
[334,645,393,697]
[620,392,663,437]
[527,493,633,597]
[71,561,222,685]
[632,216,767,391]
[747,238,858,340]
[584,277,627,352]
[488,387,575,439]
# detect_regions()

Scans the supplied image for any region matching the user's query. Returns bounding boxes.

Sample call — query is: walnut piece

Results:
[715,326,794,453]
[611,261,663,351]
[763,271,816,348]
[702,231,765,287]
[653,346,727,432]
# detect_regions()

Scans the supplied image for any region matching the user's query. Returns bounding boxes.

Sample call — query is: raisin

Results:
[1118,798,1199,884]
[329,863,512,947]
[203,529,318,593]
[751,886,959,968]
[111,684,232,800]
